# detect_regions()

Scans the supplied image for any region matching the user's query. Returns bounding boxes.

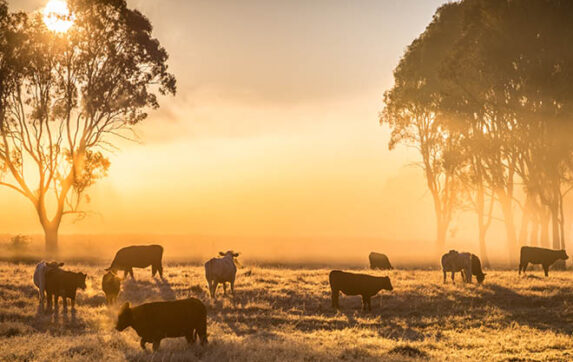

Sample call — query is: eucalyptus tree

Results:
[0,0,176,252]
[381,3,466,252]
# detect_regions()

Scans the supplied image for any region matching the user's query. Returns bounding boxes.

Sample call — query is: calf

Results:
[205,251,239,298]
[45,268,87,311]
[115,298,208,351]
[33,261,63,306]
[519,246,568,277]
[106,245,164,279]
[102,270,121,305]
[369,252,393,270]
[329,270,393,311]
[441,250,472,283]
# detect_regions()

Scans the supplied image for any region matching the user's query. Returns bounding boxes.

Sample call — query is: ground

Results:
[1,262,572,361]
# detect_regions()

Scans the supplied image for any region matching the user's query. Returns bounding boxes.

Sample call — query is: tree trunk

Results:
[478,223,490,268]
[498,193,518,264]
[436,219,447,254]
[540,208,550,248]
[518,194,533,246]
[43,224,60,255]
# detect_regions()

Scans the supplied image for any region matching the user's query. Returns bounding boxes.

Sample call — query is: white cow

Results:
[33,261,63,304]
[441,250,472,283]
[204,251,239,298]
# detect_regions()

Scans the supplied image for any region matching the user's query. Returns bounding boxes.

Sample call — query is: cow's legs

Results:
[152,340,161,352]
[140,339,146,350]
[543,264,549,277]
[443,270,446,283]
[451,272,455,284]
[212,281,219,298]
[129,268,135,279]
[362,295,371,311]
[123,270,128,279]
[158,264,163,279]
[230,277,235,295]
[71,297,75,310]
[152,265,157,277]
[46,292,52,311]
[522,262,528,274]
[331,288,339,309]
[223,282,227,296]
[185,331,196,345]
[62,295,67,310]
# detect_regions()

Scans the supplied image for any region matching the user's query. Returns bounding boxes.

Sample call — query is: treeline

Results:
[381,0,573,265]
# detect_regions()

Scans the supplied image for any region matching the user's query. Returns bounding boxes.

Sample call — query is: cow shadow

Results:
[482,283,573,335]
[155,278,176,301]
[121,277,176,304]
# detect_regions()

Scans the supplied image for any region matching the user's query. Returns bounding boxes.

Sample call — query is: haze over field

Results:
[2,0,572,264]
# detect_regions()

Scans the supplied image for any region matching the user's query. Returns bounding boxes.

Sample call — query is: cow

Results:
[106,245,164,279]
[33,261,63,306]
[45,268,87,311]
[329,270,393,311]
[369,252,393,270]
[102,270,121,305]
[205,251,240,298]
[519,246,568,277]
[441,250,472,283]
[115,298,208,351]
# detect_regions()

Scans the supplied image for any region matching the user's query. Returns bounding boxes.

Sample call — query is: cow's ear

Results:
[58,262,64,267]
[234,252,240,257]
[219,251,225,256]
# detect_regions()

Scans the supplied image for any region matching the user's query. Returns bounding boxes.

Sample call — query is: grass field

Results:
[1,262,573,361]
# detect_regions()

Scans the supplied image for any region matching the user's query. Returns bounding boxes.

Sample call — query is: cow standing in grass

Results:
[102,270,121,305]
[369,252,393,270]
[519,247,568,277]
[329,270,393,311]
[205,251,239,298]
[33,261,63,307]
[45,268,87,311]
[115,298,208,351]
[106,245,164,279]
[441,250,472,283]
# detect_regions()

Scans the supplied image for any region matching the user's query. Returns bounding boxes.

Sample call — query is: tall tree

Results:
[0,0,176,252]
[381,3,465,253]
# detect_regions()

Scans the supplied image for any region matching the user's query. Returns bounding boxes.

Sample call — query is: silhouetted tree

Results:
[0,0,176,252]
[381,3,465,253]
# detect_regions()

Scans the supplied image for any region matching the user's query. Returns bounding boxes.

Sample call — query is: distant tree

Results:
[0,0,176,253]
[381,3,465,253]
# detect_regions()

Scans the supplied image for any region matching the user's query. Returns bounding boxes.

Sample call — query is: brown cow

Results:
[329,270,393,311]
[102,270,121,305]
[45,268,87,311]
[116,298,208,351]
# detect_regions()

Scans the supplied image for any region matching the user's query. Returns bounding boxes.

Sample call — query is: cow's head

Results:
[476,273,486,284]
[46,261,64,269]
[380,276,393,291]
[76,272,87,289]
[116,302,132,331]
[560,250,569,260]
[219,250,241,266]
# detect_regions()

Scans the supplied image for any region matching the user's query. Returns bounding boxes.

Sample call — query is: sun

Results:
[43,0,74,33]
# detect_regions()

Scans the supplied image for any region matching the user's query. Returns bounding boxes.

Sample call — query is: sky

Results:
[2,0,503,257]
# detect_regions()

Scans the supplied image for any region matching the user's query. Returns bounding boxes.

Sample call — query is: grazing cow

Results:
[519,246,568,277]
[115,298,208,351]
[369,252,393,270]
[441,250,472,283]
[329,270,393,311]
[45,268,87,311]
[106,245,164,279]
[204,251,239,298]
[102,270,121,305]
[33,261,63,305]
[470,254,486,284]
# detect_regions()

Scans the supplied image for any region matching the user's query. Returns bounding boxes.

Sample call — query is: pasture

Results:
[1,262,573,361]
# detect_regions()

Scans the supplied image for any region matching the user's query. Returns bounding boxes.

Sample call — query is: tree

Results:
[0,0,176,252]
[381,3,466,253]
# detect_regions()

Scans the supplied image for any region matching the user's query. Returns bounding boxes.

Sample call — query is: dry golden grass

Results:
[1,262,572,361]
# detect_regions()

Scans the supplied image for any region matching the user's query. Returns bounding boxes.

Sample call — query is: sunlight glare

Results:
[43,0,74,33]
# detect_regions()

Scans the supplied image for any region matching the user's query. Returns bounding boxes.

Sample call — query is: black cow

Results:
[369,252,393,270]
[329,270,393,311]
[45,268,87,311]
[116,298,208,351]
[519,246,568,277]
[107,245,164,279]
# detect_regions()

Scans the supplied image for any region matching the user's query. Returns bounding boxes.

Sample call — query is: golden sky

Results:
[3,0,501,251]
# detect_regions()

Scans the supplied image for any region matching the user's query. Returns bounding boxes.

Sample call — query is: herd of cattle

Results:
[30,245,569,351]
